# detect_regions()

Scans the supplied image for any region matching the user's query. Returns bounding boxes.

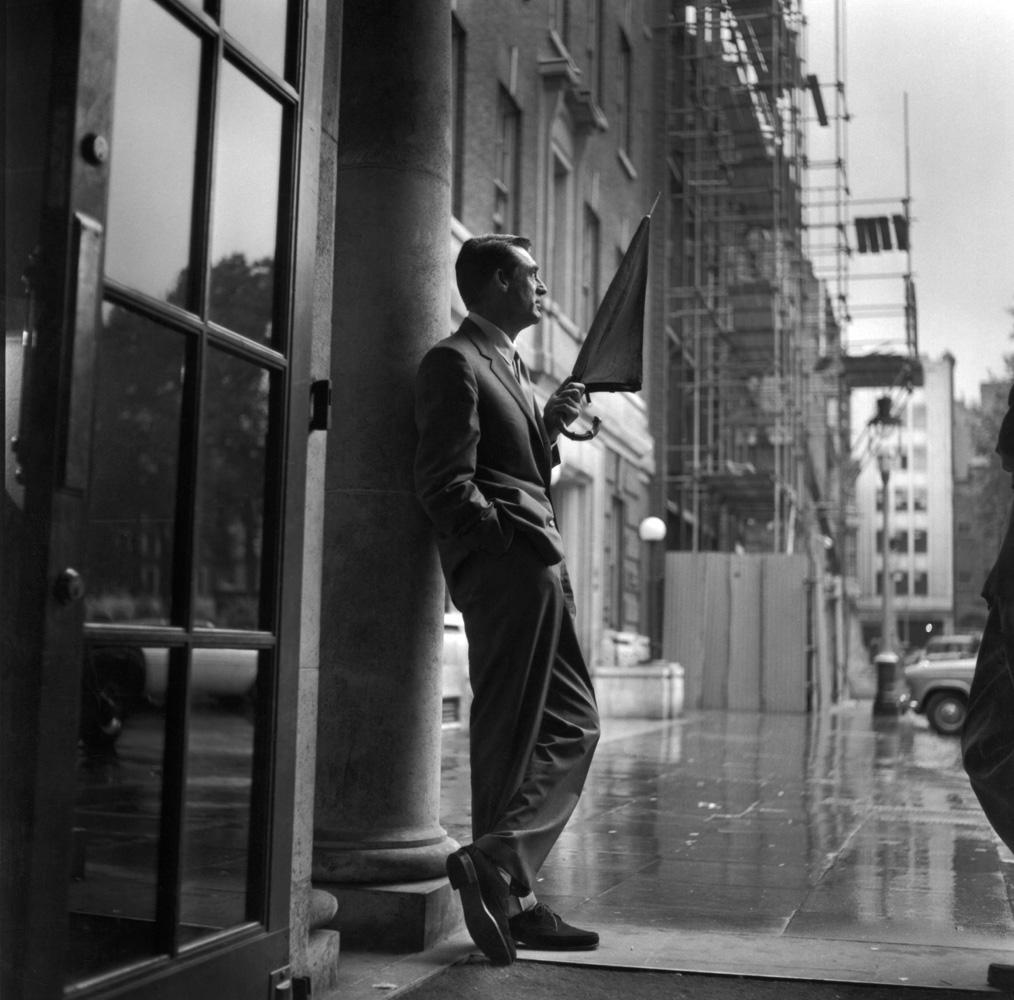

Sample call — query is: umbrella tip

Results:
[647,192,661,216]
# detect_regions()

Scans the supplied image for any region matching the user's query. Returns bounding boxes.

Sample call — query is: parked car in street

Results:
[442,610,471,727]
[903,633,981,735]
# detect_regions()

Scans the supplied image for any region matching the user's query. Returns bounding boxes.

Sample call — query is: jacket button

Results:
[548,518,556,527]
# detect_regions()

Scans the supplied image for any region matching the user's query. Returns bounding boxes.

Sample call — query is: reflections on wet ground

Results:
[440,705,1014,960]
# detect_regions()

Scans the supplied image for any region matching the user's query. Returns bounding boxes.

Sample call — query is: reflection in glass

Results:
[105,1,200,302]
[85,306,184,625]
[209,64,282,344]
[178,662,259,940]
[222,0,289,78]
[66,686,168,981]
[197,349,270,629]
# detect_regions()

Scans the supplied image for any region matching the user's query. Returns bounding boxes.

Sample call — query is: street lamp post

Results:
[871,396,902,716]
[639,516,667,660]
[877,449,898,657]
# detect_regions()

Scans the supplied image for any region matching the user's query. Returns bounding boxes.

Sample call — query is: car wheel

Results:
[925,691,967,736]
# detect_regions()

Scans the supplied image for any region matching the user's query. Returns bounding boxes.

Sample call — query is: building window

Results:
[913,528,927,553]
[609,494,626,628]
[911,402,927,428]
[913,571,928,596]
[913,486,927,512]
[894,487,907,512]
[493,86,521,233]
[581,204,601,330]
[911,444,927,472]
[876,530,909,553]
[617,26,633,158]
[550,150,573,315]
[451,16,466,219]
[894,572,909,596]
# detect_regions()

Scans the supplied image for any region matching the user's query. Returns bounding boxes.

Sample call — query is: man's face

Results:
[502,247,547,332]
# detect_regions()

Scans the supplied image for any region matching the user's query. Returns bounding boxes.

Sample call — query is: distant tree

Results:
[972,309,1014,542]
[88,254,274,625]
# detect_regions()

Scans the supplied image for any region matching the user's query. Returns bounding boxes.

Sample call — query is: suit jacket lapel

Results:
[462,322,538,429]
[460,320,554,487]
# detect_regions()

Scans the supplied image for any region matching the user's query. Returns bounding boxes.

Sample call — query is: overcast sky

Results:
[805,0,1014,403]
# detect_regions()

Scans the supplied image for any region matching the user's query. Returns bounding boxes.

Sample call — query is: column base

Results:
[312,833,460,884]
[318,877,464,953]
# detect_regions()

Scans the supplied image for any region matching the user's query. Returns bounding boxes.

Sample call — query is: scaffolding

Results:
[660,0,824,554]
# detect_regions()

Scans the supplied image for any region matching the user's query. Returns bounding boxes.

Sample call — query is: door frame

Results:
[2,0,323,994]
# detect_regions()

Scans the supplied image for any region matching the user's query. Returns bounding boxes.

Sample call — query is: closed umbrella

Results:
[562,196,656,441]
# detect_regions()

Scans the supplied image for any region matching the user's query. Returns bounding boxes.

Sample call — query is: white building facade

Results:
[852,356,955,652]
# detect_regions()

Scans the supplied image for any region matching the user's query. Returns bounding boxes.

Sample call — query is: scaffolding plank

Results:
[841,353,923,388]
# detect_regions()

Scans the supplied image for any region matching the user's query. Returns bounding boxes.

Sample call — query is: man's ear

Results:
[494,268,511,291]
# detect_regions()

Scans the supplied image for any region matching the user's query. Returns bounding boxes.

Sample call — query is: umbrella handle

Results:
[561,416,602,441]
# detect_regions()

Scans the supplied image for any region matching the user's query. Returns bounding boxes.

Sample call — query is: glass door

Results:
[6,1,314,996]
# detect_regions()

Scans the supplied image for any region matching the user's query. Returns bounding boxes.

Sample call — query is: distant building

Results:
[852,356,955,652]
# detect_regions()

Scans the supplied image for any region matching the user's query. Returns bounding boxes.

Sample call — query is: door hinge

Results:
[309,378,331,433]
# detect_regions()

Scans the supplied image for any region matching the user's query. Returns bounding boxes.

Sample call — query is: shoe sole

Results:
[514,938,599,951]
[446,850,516,966]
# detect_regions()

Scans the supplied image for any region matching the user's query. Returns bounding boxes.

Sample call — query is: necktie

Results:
[512,352,534,414]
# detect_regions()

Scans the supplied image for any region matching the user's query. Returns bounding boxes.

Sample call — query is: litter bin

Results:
[872,651,903,716]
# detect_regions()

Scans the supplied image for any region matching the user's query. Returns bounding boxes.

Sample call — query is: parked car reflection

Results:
[441,610,470,727]
[81,641,257,748]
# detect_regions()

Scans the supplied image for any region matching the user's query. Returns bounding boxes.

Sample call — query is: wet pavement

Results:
[335,703,1014,997]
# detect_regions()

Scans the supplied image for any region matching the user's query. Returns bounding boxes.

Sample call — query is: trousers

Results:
[448,534,600,895]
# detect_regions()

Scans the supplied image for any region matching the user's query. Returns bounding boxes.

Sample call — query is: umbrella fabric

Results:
[570,208,651,394]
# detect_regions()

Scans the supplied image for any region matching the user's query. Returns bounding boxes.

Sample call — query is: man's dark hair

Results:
[455,234,532,308]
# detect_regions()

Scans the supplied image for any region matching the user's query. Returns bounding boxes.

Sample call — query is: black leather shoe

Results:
[509,902,598,950]
[446,846,516,966]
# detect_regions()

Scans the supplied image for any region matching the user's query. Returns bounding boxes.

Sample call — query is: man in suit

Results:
[414,235,600,965]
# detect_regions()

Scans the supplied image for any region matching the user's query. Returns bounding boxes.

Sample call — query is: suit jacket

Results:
[414,318,564,578]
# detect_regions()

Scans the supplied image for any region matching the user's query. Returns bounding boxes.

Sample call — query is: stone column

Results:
[313,0,457,901]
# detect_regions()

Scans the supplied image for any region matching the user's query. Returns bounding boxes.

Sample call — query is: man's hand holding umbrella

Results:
[543,380,587,443]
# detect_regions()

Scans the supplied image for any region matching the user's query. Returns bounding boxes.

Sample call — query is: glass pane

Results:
[221,0,289,78]
[105,1,201,303]
[209,64,282,344]
[85,305,185,625]
[196,349,270,628]
[67,672,168,980]
[178,655,260,940]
